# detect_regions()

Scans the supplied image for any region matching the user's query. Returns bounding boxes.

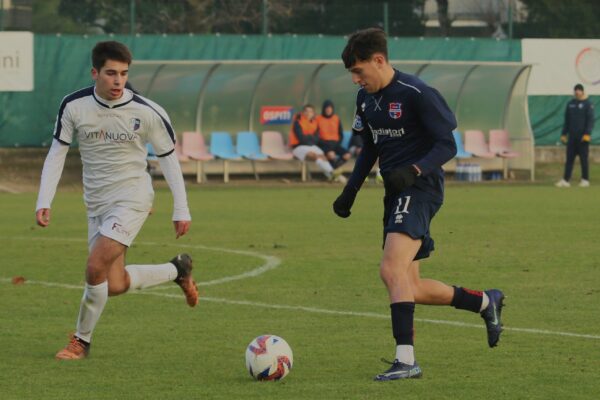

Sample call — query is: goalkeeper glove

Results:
[560,135,567,144]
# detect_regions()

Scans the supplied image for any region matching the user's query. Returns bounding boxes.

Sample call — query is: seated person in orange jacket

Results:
[316,100,352,168]
[290,104,346,182]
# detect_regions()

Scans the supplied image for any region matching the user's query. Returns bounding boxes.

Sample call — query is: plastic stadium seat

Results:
[209,132,242,160]
[464,130,495,158]
[236,132,268,160]
[146,142,158,161]
[341,130,352,150]
[452,131,472,159]
[174,140,190,162]
[210,132,242,183]
[261,131,294,160]
[489,129,519,158]
[181,132,214,161]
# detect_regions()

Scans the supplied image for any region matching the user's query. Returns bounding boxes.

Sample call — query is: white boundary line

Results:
[3,236,281,287]
[2,278,600,341]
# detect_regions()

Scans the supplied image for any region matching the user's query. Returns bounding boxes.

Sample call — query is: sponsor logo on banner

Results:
[260,106,294,125]
[575,47,600,85]
[389,103,402,119]
[0,32,34,91]
[523,39,600,95]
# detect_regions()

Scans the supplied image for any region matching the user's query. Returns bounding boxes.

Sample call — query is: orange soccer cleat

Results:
[55,336,90,360]
[170,254,199,307]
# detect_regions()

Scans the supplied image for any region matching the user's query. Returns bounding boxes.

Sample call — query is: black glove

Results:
[333,186,358,218]
[383,165,418,195]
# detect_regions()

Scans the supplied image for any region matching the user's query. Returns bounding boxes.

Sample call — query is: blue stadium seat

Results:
[209,132,242,160]
[146,142,158,161]
[209,132,242,183]
[341,130,352,150]
[236,131,268,160]
[453,131,472,159]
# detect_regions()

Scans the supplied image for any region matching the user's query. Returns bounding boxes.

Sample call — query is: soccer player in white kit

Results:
[35,41,199,360]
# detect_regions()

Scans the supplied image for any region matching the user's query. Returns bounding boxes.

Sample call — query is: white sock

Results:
[395,345,415,365]
[75,281,108,343]
[315,158,334,177]
[125,263,178,291]
[480,292,490,312]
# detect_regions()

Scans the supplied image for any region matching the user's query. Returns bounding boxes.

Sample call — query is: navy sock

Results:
[451,286,484,313]
[390,302,415,346]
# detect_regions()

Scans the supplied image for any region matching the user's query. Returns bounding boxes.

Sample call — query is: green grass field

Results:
[1,177,600,399]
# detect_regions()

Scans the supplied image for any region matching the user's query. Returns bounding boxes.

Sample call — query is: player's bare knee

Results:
[85,259,108,284]
[107,281,128,296]
[379,260,409,284]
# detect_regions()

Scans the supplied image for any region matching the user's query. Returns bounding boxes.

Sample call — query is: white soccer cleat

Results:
[579,179,590,187]
[555,179,570,188]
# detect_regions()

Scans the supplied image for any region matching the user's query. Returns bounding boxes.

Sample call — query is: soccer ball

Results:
[245,335,293,381]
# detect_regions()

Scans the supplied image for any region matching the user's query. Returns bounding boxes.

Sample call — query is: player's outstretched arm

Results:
[35,139,70,227]
[157,151,192,238]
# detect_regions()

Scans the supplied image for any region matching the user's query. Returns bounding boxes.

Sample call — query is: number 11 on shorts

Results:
[395,196,411,215]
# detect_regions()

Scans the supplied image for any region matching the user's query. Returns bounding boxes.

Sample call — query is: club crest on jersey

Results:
[389,103,402,119]
[130,118,141,132]
[352,114,364,131]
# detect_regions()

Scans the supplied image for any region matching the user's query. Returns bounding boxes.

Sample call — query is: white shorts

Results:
[292,145,324,161]
[87,207,149,251]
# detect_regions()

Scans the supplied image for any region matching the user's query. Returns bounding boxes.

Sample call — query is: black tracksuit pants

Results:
[563,139,589,181]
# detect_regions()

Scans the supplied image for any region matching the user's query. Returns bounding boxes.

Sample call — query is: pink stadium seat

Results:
[175,140,190,162]
[464,130,495,158]
[182,131,214,161]
[261,131,294,160]
[489,129,519,158]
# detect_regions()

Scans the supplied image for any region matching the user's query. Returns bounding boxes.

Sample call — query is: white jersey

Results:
[53,86,175,216]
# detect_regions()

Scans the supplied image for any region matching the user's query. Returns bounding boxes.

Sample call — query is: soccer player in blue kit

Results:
[333,28,505,381]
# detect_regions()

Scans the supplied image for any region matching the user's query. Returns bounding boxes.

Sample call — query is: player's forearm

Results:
[158,152,191,221]
[415,136,457,176]
[346,139,377,192]
[36,139,69,211]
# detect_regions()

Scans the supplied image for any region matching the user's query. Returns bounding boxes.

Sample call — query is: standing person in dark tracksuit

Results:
[556,83,594,188]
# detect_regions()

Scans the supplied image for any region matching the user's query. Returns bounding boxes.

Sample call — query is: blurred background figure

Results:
[556,83,594,188]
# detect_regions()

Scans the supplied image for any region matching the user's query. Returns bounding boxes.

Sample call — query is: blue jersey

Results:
[348,69,457,200]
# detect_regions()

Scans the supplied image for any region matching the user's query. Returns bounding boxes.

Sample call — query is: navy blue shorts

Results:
[382,187,442,260]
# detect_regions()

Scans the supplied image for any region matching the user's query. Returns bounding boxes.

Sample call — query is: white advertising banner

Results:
[523,39,600,95]
[0,32,34,92]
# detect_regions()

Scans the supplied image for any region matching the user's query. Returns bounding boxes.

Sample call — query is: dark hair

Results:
[302,104,315,111]
[574,83,584,92]
[92,41,132,71]
[341,28,388,68]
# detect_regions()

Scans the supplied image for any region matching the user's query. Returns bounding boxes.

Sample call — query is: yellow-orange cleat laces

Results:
[170,254,199,307]
[55,336,90,360]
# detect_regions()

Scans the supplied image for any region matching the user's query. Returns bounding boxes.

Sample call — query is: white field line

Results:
[3,236,281,287]
[2,277,600,341]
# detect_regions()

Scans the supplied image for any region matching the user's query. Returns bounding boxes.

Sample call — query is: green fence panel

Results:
[0,34,522,147]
